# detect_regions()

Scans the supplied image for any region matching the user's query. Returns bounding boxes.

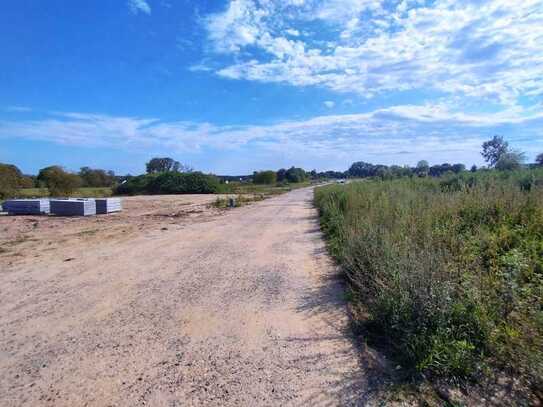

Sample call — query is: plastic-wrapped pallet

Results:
[95,198,122,214]
[2,199,50,215]
[50,199,96,216]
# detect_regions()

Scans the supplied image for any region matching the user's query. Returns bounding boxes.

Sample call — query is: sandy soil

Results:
[0,189,382,406]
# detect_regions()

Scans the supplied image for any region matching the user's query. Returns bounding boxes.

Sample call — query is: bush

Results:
[253,171,277,185]
[115,172,220,195]
[79,167,116,187]
[37,166,82,196]
[285,166,307,183]
[315,171,543,388]
[0,163,30,199]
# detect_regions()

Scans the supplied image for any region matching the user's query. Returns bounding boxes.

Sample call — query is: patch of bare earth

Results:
[0,190,386,406]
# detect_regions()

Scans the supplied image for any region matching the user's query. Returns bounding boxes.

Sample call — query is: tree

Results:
[0,163,28,199]
[79,167,116,187]
[495,151,525,171]
[536,153,543,166]
[145,157,191,174]
[276,168,287,182]
[37,166,82,196]
[451,163,466,174]
[482,136,509,167]
[416,160,430,177]
[470,165,478,173]
[348,162,376,178]
[253,171,277,185]
[285,167,307,183]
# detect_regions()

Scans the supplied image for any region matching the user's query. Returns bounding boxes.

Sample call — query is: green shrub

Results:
[315,170,543,387]
[115,172,220,195]
[253,170,277,185]
[37,166,82,197]
[0,163,23,199]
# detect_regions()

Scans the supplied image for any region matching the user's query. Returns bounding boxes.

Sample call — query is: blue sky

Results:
[1,0,542,175]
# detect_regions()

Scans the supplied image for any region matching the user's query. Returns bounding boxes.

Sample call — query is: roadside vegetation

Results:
[1,157,316,201]
[15,187,113,198]
[315,137,543,402]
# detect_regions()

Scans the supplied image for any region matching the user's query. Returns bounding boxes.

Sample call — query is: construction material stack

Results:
[50,199,96,216]
[95,198,122,214]
[2,199,50,215]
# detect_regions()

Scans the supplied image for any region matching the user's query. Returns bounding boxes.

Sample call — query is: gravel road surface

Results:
[1,188,373,406]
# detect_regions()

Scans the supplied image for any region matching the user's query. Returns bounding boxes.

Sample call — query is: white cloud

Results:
[128,0,151,15]
[203,0,543,112]
[2,106,542,167]
[285,28,300,37]
[323,101,335,108]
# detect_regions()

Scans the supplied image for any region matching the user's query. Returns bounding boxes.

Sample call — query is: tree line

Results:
[2,137,542,198]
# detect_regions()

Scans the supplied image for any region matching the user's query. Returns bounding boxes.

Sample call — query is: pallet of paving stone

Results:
[2,199,50,215]
[50,199,96,216]
[95,198,122,214]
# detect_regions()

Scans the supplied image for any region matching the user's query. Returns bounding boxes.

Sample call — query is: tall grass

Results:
[315,170,543,388]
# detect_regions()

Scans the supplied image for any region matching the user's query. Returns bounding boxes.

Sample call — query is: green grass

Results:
[223,181,311,195]
[315,169,543,392]
[15,187,113,198]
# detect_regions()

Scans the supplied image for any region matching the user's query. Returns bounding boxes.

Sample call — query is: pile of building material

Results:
[2,199,50,215]
[50,199,96,216]
[95,198,122,214]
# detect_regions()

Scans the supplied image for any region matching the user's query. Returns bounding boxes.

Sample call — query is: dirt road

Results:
[1,188,374,406]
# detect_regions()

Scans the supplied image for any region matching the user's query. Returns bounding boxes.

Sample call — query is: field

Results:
[225,181,312,195]
[15,187,113,198]
[315,170,543,403]
[11,182,312,200]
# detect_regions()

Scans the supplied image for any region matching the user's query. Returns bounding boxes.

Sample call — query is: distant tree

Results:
[536,153,543,166]
[0,163,29,199]
[37,166,82,196]
[416,160,430,177]
[482,136,509,167]
[495,151,525,171]
[285,167,307,183]
[348,161,376,178]
[317,170,346,179]
[375,166,392,180]
[470,165,478,172]
[79,167,116,187]
[253,170,277,185]
[145,157,191,174]
[451,163,466,174]
[276,168,287,182]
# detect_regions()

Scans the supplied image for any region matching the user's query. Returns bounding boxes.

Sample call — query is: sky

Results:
[0,0,542,175]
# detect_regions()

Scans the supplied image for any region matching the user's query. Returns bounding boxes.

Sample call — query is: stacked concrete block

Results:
[50,199,96,216]
[95,198,122,214]
[2,199,50,215]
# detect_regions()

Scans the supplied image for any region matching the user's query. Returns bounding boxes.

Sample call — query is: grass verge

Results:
[315,170,543,401]
[15,187,113,198]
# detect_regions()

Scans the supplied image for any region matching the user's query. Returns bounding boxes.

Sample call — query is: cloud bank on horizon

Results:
[1,0,542,174]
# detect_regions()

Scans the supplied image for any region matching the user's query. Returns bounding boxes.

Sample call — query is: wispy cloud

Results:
[128,0,151,15]
[2,106,542,167]
[4,105,32,113]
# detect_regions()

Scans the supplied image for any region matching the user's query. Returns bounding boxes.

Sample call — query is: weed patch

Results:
[315,170,543,395]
